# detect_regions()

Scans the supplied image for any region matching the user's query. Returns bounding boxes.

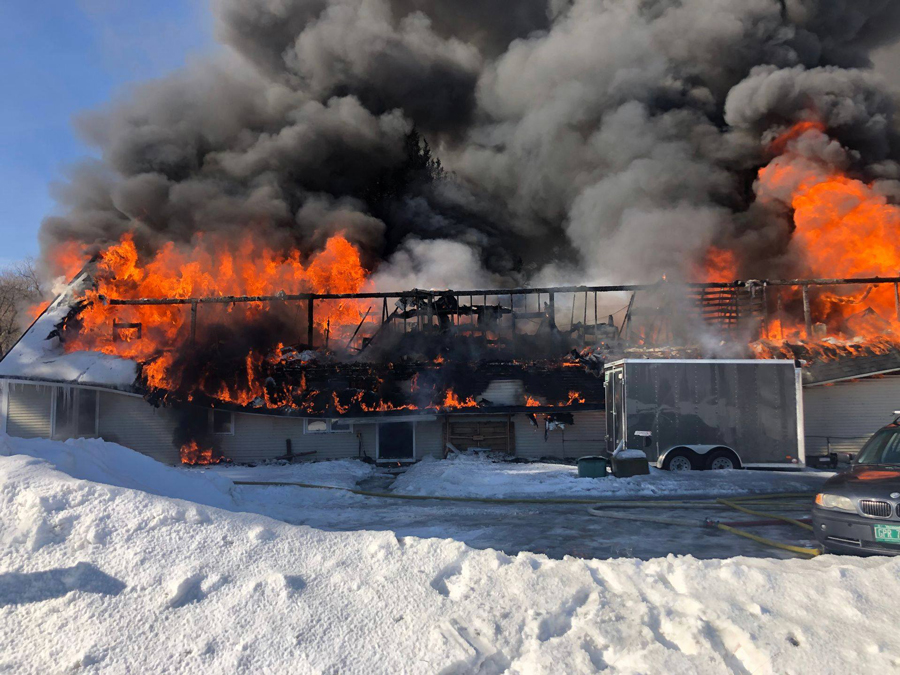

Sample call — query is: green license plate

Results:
[873,524,900,543]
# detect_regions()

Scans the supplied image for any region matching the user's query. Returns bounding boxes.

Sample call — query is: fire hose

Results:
[587,495,821,558]
[234,479,821,556]
[233,480,815,508]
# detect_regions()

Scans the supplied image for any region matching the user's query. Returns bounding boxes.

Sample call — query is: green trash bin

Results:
[577,456,608,478]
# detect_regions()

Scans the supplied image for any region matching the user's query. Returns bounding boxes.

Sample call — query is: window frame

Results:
[375,421,417,461]
[304,418,353,434]
[51,386,99,440]
[208,409,235,436]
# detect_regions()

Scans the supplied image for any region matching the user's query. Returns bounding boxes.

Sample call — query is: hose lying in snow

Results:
[716,498,814,532]
[712,523,821,558]
[233,480,817,507]
[236,479,821,557]
[587,497,821,558]
[233,481,683,504]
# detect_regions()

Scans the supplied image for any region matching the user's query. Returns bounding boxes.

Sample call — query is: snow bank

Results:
[0,434,235,509]
[0,275,138,388]
[0,440,898,673]
[392,453,830,499]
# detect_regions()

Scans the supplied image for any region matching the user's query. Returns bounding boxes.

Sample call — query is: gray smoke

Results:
[40,0,900,289]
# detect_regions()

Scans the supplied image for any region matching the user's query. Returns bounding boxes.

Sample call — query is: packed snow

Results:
[391,453,831,499]
[204,458,375,490]
[0,435,234,509]
[0,274,138,388]
[0,434,898,673]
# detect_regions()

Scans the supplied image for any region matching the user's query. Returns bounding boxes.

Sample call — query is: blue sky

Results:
[0,0,214,267]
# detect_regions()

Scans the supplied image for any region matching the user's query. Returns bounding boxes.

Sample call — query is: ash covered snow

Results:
[0,434,897,673]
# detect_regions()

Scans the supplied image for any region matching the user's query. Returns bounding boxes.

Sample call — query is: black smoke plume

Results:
[40,0,900,290]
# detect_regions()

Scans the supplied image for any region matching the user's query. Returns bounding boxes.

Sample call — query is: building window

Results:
[209,409,234,435]
[304,419,352,434]
[52,388,98,440]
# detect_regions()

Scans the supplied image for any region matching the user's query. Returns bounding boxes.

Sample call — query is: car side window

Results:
[857,430,891,464]
[882,433,900,464]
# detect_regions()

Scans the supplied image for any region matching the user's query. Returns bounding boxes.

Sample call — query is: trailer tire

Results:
[663,450,696,471]
[706,449,741,471]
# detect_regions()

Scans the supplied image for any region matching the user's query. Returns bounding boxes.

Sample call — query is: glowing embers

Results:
[750,335,900,364]
[564,390,585,405]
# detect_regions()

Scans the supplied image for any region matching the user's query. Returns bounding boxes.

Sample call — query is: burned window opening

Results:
[210,409,234,435]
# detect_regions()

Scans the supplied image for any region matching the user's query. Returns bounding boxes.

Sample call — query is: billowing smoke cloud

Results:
[40,0,900,289]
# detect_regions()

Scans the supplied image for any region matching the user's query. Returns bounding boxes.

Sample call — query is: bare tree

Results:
[0,258,43,357]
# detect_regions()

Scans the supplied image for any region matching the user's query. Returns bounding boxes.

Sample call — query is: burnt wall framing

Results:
[98,275,900,349]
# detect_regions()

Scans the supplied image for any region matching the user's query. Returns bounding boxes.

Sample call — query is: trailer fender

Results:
[657,445,742,471]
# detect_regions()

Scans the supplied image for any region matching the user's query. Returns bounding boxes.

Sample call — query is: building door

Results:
[377,422,415,460]
[447,419,514,454]
[605,367,624,454]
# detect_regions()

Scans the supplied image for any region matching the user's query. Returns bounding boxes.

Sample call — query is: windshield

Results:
[856,428,900,465]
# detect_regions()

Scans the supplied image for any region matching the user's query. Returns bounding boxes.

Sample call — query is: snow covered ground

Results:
[1,437,830,560]
[1,434,899,673]
[205,458,375,490]
[391,453,830,499]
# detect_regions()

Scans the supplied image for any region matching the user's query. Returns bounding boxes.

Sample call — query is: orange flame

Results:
[695,247,738,283]
[442,389,478,409]
[758,122,900,339]
[180,440,227,466]
[564,390,585,405]
[54,231,370,404]
[696,119,900,346]
[766,120,826,156]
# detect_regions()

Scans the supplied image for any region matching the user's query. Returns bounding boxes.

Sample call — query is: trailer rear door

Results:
[605,365,625,454]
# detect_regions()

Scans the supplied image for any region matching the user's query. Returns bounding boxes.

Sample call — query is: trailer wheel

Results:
[706,449,740,471]
[664,451,695,471]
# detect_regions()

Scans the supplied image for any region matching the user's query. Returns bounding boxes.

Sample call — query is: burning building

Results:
[6,234,900,468]
[0,242,612,464]
[5,2,900,466]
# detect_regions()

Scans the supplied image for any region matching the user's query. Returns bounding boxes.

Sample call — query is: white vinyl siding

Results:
[6,382,52,439]
[514,411,606,459]
[1,381,604,464]
[97,391,183,464]
[803,376,900,456]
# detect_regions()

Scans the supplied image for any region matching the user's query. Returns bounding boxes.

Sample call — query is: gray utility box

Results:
[604,359,805,470]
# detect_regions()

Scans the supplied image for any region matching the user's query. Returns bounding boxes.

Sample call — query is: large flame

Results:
[56,231,370,400]
[701,120,900,346]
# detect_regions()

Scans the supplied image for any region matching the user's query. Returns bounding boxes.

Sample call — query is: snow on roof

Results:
[0,272,138,389]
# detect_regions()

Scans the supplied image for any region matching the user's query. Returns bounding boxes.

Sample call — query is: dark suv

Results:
[813,423,900,555]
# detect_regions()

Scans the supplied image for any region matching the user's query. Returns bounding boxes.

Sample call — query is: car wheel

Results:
[664,452,694,471]
[706,449,739,471]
